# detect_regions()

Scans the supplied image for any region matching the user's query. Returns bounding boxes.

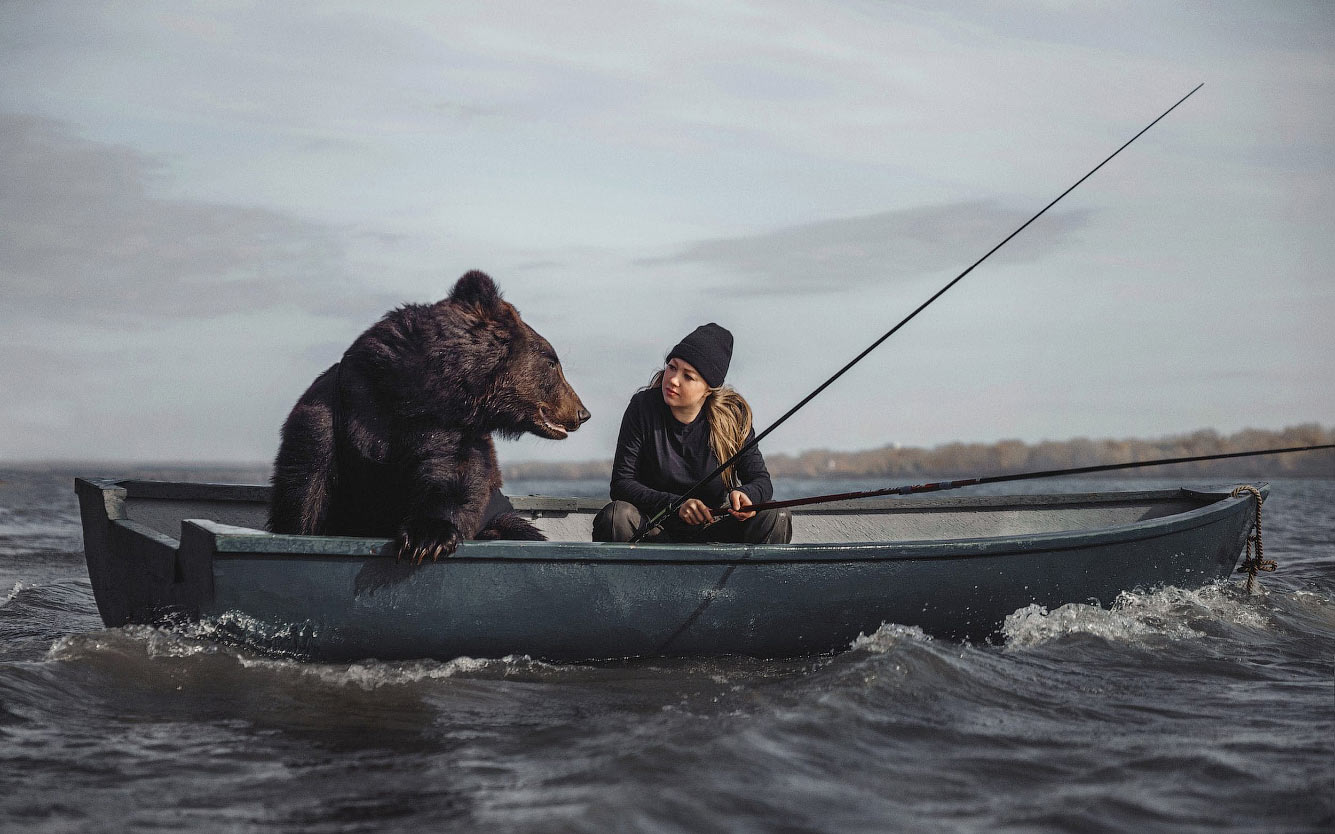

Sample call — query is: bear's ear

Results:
[448,270,502,313]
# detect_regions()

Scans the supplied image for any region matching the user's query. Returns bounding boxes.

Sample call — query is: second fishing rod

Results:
[629,83,1206,542]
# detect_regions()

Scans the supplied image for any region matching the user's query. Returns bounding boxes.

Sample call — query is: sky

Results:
[1,0,1332,466]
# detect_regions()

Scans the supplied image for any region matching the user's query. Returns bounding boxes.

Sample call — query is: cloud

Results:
[0,113,383,328]
[639,201,1093,295]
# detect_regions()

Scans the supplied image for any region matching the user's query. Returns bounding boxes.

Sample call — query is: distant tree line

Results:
[503,424,1335,481]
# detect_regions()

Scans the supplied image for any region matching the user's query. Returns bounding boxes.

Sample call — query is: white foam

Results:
[849,622,933,653]
[45,633,82,659]
[1001,583,1270,648]
[187,609,310,650]
[1,581,29,607]
[261,656,526,688]
[143,627,227,658]
[44,620,566,687]
[223,651,590,690]
[187,611,576,685]
[43,600,594,688]
[45,624,207,661]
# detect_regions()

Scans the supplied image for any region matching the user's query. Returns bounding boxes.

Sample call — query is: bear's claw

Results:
[396,519,461,564]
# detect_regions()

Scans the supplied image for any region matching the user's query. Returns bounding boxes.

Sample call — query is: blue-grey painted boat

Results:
[74,477,1266,661]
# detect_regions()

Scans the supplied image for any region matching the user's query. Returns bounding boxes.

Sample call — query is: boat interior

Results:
[88,479,1220,546]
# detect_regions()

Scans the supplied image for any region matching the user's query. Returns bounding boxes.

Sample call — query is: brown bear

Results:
[267,270,589,562]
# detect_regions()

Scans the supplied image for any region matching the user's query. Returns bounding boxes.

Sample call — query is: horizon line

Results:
[5,423,1329,470]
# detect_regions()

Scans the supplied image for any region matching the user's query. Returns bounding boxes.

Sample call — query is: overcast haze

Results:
[2,1,1331,466]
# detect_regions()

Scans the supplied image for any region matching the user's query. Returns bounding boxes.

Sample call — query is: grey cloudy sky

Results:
[1,1,1331,465]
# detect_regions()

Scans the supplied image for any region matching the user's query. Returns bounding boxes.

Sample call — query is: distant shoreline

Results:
[502,424,1335,481]
[4,425,1331,481]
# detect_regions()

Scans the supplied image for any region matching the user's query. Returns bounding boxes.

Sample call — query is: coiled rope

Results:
[1230,485,1272,593]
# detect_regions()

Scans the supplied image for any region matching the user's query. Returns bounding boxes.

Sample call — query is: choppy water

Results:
[1,467,1331,833]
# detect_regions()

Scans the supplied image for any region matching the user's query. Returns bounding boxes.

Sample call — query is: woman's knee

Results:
[751,508,792,545]
[593,500,643,542]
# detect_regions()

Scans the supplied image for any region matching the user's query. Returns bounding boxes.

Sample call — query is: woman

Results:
[593,323,792,544]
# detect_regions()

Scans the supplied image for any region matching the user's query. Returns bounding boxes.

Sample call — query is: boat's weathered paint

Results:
[75,478,1265,660]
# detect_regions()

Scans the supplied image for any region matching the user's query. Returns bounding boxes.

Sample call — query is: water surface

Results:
[1,468,1331,832]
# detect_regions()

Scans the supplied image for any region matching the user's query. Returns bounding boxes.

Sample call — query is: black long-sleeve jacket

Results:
[609,388,773,515]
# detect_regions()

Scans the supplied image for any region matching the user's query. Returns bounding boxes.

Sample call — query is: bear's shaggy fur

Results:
[268,271,589,561]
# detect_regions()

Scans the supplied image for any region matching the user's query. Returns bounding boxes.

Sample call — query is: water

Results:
[1,467,1331,833]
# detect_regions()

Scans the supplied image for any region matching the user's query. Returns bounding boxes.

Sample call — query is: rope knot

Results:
[1230,485,1269,592]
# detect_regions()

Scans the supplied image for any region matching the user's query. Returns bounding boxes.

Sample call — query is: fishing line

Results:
[631,83,1205,542]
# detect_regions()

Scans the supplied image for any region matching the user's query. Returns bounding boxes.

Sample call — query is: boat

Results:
[74,477,1266,661]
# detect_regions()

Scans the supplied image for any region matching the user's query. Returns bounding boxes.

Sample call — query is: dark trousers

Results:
[592,500,792,544]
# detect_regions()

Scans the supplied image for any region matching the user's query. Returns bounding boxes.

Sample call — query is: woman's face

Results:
[662,357,710,413]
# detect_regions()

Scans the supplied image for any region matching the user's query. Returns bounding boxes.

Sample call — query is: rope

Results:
[1230,485,1273,593]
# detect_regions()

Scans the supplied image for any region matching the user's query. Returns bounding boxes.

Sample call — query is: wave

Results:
[999,582,1273,648]
[1,581,27,607]
[836,582,1288,658]
[46,622,586,691]
[847,622,934,653]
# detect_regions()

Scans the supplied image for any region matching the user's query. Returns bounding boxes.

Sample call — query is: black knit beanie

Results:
[668,323,733,388]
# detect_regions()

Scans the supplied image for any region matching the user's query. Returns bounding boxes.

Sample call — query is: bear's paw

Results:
[397,518,462,564]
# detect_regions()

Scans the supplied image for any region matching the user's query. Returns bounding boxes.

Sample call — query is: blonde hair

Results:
[647,369,754,487]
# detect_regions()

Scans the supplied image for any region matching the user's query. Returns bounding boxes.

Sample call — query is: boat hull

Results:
[76,478,1265,660]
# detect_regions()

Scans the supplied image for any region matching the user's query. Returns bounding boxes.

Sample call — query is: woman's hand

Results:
[678,498,715,526]
[728,490,756,521]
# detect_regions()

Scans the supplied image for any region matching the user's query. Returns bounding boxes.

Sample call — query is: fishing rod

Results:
[708,443,1335,518]
[630,83,1205,542]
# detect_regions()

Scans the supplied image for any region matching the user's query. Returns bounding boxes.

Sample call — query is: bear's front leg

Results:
[396,446,493,563]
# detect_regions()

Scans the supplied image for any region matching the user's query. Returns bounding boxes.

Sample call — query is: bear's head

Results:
[443,271,590,440]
